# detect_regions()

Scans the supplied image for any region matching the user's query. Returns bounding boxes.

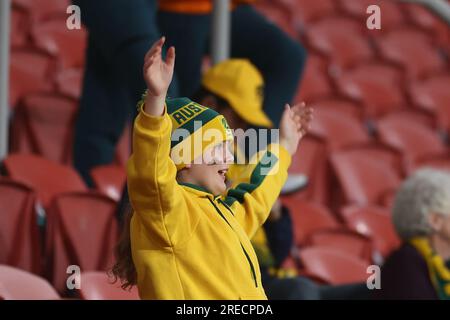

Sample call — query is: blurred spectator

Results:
[158,0,307,126]
[374,168,450,300]
[71,0,178,186]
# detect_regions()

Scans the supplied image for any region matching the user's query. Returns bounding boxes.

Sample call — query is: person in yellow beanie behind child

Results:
[111,37,313,300]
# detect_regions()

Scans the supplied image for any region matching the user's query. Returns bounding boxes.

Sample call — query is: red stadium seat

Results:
[281,198,341,246]
[311,98,363,120]
[330,148,402,206]
[341,206,401,258]
[307,229,373,262]
[11,8,28,48]
[253,1,297,39]
[91,165,126,202]
[79,272,140,300]
[9,50,53,108]
[287,136,330,204]
[2,154,87,208]
[409,75,450,134]
[55,68,83,99]
[338,0,406,31]
[337,63,405,118]
[404,3,450,50]
[343,144,405,177]
[381,109,437,130]
[277,0,336,29]
[0,178,41,274]
[294,55,333,103]
[13,0,70,22]
[298,247,369,285]
[376,115,449,171]
[114,125,131,167]
[309,108,371,151]
[10,94,78,165]
[329,143,403,210]
[375,28,445,80]
[45,192,118,293]
[305,17,374,70]
[0,265,60,300]
[32,18,87,69]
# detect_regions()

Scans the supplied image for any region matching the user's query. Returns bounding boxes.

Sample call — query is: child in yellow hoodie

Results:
[111,37,313,300]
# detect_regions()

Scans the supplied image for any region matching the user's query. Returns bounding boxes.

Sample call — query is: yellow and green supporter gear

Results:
[410,237,450,300]
[128,97,292,299]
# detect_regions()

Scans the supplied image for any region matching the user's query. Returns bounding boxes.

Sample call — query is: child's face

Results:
[183,141,234,195]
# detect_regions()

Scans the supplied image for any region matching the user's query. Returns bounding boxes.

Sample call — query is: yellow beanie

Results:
[137,93,233,170]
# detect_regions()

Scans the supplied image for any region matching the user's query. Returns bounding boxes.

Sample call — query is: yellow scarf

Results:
[409,237,450,299]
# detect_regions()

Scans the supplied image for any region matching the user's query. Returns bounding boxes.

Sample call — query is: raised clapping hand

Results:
[279,102,314,156]
[142,37,175,116]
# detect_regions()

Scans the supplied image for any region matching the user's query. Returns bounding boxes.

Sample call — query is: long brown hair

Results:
[110,207,137,290]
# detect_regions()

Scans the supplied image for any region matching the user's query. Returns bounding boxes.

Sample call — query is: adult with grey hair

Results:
[374,168,450,300]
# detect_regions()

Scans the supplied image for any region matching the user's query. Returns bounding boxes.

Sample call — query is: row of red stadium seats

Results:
[2,0,449,301]
[0,265,139,300]
[1,154,401,292]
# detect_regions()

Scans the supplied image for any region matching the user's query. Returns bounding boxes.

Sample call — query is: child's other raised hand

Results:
[143,36,175,98]
[279,102,313,155]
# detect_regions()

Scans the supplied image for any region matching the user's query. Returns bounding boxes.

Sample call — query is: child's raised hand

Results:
[143,37,175,98]
[279,102,313,155]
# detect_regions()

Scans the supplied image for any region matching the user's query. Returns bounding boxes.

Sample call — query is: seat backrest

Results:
[3,154,87,208]
[405,3,449,41]
[310,109,371,150]
[45,192,118,293]
[380,109,437,129]
[0,265,59,300]
[306,229,373,262]
[55,68,83,99]
[331,148,402,205]
[375,28,444,79]
[299,246,369,285]
[114,125,131,167]
[13,0,70,22]
[377,115,446,163]
[0,178,41,274]
[282,198,341,246]
[253,1,296,38]
[340,144,404,177]
[295,55,333,102]
[409,75,450,133]
[31,18,87,69]
[11,94,78,164]
[285,0,336,26]
[338,63,405,117]
[9,50,52,108]
[91,165,126,202]
[79,271,139,300]
[288,135,330,203]
[342,205,401,257]
[11,8,28,48]
[312,98,363,120]
[306,17,373,69]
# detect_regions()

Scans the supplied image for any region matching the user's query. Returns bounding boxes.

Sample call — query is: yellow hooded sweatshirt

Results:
[127,103,291,300]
